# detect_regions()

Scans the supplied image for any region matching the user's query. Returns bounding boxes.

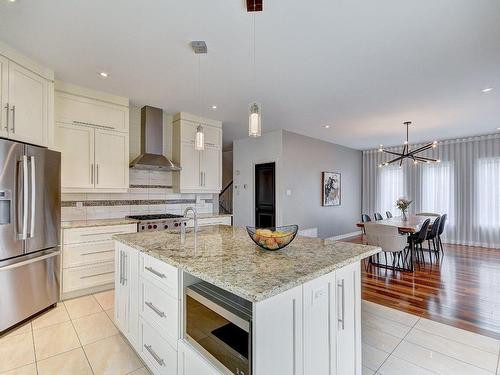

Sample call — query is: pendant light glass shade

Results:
[195,124,205,150]
[248,102,262,137]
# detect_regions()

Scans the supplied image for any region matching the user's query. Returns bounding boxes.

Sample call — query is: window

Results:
[421,162,454,224]
[378,166,404,215]
[477,157,500,229]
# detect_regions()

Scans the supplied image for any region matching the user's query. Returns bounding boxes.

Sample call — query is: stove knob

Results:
[141,226,145,230]
[174,223,179,227]
[184,222,187,226]
[148,225,152,230]
[164,224,169,229]
[153,224,157,229]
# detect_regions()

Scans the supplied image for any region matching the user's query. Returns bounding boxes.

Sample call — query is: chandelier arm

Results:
[387,156,404,164]
[399,157,404,167]
[414,155,438,162]
[383,150,405,157]
[407,143,433,155]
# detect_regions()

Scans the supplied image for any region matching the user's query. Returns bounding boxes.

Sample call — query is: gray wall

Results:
[281,130,362,238]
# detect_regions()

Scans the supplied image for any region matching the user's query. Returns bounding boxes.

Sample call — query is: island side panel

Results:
[253,284,303,375]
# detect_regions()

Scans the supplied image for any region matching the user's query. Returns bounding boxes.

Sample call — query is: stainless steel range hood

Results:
[129,106,181,171]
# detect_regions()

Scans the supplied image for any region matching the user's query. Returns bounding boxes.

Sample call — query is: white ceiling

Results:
[1,0,499,149]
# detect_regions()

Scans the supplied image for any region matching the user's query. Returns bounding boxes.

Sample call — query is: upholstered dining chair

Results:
[364,222,409,271]
[425,216,441,261]
[410,219,431,265]
[374,212,384,221]
[437,214,447,254]
[386,211,393,218]
[361,214,371,235]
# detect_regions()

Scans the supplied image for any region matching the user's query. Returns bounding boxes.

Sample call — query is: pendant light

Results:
[248,12,262,137]
[192,42,206,150]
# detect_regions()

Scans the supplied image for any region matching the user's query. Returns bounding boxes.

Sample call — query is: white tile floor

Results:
[1,291,499,374]
[362,300,500,375]
[0,290,150,375]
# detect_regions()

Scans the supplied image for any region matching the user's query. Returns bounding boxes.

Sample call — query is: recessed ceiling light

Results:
[482,87,493,93]
[211,105,217,110]
[99,72,109,78]
[7,0,17,2]
[323,125,330,129]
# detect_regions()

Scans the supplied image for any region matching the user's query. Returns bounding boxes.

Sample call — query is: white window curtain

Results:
[476,157,500,243]
[420,162,454,225]
[378,166,404,216]
[362,134,499,248]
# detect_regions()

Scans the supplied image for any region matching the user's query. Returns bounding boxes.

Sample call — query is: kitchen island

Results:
[113,225,380,375]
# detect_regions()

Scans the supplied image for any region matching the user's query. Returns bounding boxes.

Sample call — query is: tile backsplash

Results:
[61,169,215,221]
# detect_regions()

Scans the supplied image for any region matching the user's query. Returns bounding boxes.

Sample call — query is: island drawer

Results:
[140,253,179,299]
[63,224,137,244]
[139,278,179,347]
[139,318,177,375]
[63,240,115,268]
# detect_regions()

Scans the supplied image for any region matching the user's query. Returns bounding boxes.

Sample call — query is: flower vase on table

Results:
[396,198,412,222]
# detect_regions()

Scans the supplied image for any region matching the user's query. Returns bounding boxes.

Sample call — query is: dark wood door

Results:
[255,162,276,228]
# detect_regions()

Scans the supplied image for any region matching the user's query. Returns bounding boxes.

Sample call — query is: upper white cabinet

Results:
[54,82,129,192]
[172,112,222,194]
[0,41,54,147]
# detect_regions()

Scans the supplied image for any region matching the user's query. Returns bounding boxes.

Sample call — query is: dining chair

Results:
[437,214,447,254]
[374,212,384,221]
[416,212,440,217]
[386,211,393,218]
[365,222,409,271]
[425,216,441,261]
[361,214,371,235]
[410,219,431,265]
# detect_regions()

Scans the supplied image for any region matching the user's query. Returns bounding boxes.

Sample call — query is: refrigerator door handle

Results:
[0,250,60,271]
[29,156,36,238]
[18,155,28,241]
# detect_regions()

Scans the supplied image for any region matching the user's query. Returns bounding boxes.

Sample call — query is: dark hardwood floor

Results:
[345,235,500,340]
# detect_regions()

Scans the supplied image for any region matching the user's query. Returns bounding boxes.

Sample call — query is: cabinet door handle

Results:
[145,301,166,318]
[119,250,124,285]
[292,298,297,375]
[145,266,166,279]
[123,252,127,283]
[202,172,205,186]
[96,164,99,185]
[144,344,165,366]
[337,279,345,330]
[90,164,94,185]
[4,103,9,131]
[10,105,15,133]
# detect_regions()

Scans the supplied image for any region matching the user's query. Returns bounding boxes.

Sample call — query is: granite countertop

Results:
[114,225,380,302]
[61,218,139,229]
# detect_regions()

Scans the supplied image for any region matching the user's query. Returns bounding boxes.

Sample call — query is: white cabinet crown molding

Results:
[55,81,129,107]
[0,40,54,81]
[173,112,222,129]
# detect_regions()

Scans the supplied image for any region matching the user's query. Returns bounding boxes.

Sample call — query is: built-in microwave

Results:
[186,281,252,375]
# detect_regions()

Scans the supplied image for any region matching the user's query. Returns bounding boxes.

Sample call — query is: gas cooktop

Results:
[126,214,184,221]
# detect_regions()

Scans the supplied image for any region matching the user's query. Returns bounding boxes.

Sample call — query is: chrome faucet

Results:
[181,206,198,244]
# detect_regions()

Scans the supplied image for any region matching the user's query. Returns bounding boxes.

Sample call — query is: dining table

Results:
[357,215,439,272]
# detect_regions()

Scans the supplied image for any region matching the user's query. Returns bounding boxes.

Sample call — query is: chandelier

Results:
[378,121,439,167]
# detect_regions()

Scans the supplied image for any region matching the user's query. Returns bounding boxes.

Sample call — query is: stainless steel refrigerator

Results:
[0,139,61,333]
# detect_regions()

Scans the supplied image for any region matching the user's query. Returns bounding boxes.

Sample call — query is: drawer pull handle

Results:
[144,344,165,366]
[81,250,114,256]
[81,231,127,236]
[73,120,115,130]
[145,301,166,318]
[145,266,166,279]
[80,271,114,279]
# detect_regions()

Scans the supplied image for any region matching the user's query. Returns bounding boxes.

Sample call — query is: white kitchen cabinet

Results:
[56,123,94,190]
[178,341,223,375]
[254,284,303,375]
[7,61,48,146]
[94,129,129,189]
[55,90,129,133]
[172,112,222,194]
[61,223,136,299]
[303,272,336,375]
[334,261,362,375]
[115,242,140,351]
[0,41,54,148]
[54,82,129,193]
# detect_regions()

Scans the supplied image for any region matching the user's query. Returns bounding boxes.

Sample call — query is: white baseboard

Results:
[326,230,363,241]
